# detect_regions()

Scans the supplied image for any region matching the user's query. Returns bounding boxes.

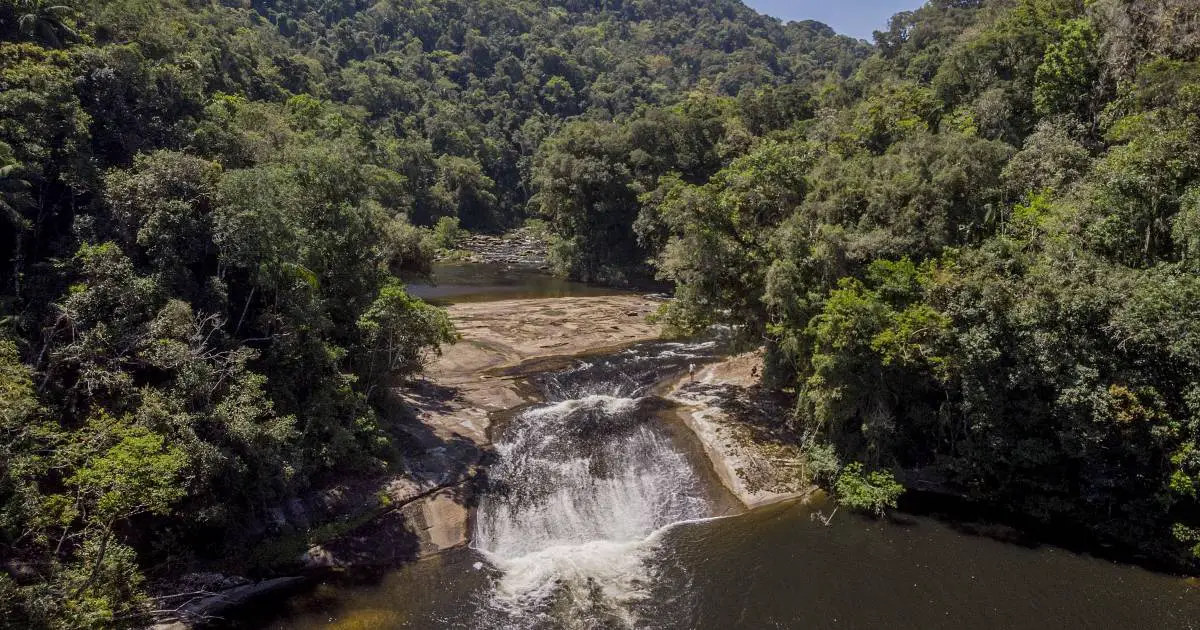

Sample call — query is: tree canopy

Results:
[6,0,1200,625]
[537,0,1200,570]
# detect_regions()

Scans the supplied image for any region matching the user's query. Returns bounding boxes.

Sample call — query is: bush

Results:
[804,442,842,485]
[834,462,904,516]
[522,217,550,238]
[431,216,464,250]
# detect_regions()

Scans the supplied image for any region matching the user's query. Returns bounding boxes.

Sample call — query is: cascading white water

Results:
[472,343,719,629]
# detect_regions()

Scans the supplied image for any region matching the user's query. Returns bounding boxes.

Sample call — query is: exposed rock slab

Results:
[417,489,470,552]
[668,351,814,509]
[300,485,470,570]
[400,295,662,445]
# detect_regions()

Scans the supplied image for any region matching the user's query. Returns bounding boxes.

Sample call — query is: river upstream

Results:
[239,264,1200,630]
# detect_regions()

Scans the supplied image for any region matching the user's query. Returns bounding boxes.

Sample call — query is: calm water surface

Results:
[406,263,628,304]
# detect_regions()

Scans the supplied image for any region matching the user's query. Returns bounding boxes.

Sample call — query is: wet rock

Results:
[299,486,469,570]
[446,226,550,267]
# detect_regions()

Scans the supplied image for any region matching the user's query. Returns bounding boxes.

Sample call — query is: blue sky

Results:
[744,1,925,40]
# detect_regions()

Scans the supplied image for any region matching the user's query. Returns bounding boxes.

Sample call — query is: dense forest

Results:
[0,0,864,626]
[3,0,1200,626]
[535,0,1200,573]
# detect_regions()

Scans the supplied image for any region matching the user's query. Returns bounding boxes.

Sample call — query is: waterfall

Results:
[472,342,720,629]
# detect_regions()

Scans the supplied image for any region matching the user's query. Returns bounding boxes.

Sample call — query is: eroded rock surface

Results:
[402,295,662,444]
[668,351,814,509]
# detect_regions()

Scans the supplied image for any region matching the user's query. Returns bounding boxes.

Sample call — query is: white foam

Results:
[473,380,713,627]
[483,538,655,612]
[522,394,641,422]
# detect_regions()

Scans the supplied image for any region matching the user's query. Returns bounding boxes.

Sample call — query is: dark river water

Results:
[247,500,1200,630]
[406,263,630,304]
[239,266,1200,630]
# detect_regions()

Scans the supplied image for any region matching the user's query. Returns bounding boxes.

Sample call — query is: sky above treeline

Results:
[744,0,924,40]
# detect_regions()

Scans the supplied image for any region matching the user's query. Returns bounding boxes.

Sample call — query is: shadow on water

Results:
[648,497,1200,630]
[893,488,1200,575]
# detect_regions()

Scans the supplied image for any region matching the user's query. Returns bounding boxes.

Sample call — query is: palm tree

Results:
[15,0,77,48]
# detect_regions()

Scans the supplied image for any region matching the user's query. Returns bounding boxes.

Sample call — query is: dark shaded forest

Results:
[3,0,1200,627]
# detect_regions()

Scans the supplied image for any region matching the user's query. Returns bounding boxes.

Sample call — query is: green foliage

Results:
[429,155,498,229]
[533,119,639,282]
[1000,117,1090,197]
[803,442,842,485]
[1033,18,1101,119]
[5,0,1200,623]
[530,0,1200,572]
[356,280,457,387]
[0,1,520,623]
[1174,186,1200,267]
[834,462,905,516]
[0,336,41,542]
[64,417,186,522]
[431,216,465,251]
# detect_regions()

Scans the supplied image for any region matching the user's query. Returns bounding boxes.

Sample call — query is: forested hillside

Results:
[7,0,1200,626]
[538,0,1200,569]
[0,0,866,627]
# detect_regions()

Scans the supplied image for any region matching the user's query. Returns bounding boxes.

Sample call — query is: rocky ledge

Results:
[668,351,815,509]
[450,226,550,267]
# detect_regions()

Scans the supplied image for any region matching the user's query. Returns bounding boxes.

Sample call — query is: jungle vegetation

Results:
[5,0,1200,626]
[535,0,1200,572]
[0,0,864,626]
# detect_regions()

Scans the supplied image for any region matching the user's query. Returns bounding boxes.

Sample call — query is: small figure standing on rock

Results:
[688,363,696,381]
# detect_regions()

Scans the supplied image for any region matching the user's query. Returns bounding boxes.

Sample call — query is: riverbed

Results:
[237,265,1200,630]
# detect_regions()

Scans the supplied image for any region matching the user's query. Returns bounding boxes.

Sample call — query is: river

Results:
[237,265,1200,630]
[406,263,631,304]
